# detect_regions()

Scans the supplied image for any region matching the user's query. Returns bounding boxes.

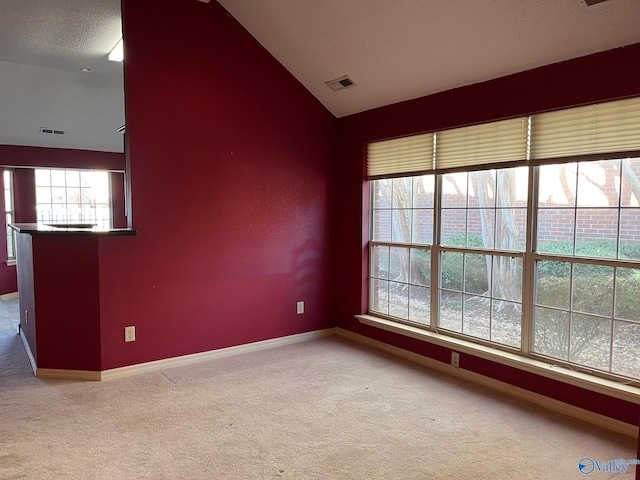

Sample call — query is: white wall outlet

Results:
[451,351,460,368]
[296,301,304,315]
[124,326,136,342]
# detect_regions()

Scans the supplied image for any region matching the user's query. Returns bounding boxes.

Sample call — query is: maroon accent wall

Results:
[333,43,640,425]
[95,0,335,369]
[0,145,124,171]
[110,172,127,229]
[13,169,36,224]
[29,236,101,370]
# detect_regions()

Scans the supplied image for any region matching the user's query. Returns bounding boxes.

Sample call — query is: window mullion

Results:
[431,174,442,331]
[521,164,538,355]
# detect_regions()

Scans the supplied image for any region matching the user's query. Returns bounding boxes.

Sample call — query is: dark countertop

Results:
[9,223,137,236]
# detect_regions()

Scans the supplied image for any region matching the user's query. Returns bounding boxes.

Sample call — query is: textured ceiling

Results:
[1,0,640,154]
[0,0,124,153]
[217,0,640,117]
[0,0,122,75]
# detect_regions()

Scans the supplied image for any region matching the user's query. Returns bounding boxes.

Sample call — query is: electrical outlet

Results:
[124,326,136,342]
[296,301,304,315]
[451,351,460,368]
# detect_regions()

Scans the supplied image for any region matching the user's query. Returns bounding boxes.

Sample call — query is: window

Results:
[370,176,435,325]
[4,170,15,262]
[367,96,640,382]
[35,169,111,229]
[439,167,527,347]
[533,159,640,379]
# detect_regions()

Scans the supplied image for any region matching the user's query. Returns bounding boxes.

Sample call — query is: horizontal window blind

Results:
[367,132,434,178]
[530,97,640,161]
[435,117,529,170]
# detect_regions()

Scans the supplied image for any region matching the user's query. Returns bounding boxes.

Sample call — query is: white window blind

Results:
[530,96,640,161]
[367,132,434,178]
[435,117,529,171]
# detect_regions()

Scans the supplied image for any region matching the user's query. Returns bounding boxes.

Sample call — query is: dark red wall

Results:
[96,0,335,369]
[13,169,36,224]
[0,145,124,171]
[333,43,640,424]
[32,236,101,370]
[109,172,127,229]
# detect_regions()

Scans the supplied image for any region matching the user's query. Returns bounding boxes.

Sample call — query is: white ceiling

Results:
[218,0,640,118]
[1,0,639,153]
[0,0,124,153]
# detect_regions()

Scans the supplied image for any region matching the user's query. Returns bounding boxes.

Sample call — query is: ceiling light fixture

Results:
[108,39,124,62]
[78,67,92,72]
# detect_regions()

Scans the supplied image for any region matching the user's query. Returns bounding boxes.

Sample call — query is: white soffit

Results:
[0,0,124,152]
[0,61,125,153]
[216,0,640,118]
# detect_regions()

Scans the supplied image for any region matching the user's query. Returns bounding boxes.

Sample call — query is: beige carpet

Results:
[0,300,636,479]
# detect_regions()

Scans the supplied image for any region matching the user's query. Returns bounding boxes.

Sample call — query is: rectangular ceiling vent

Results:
[117,124,126,135]
[325,75,356,92]
[40,127,65,136]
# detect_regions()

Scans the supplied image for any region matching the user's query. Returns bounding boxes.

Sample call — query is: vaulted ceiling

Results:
[1,0,639,153]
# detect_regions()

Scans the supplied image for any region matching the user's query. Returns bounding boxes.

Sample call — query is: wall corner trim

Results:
[19,328,36,374]
[336,327,639,439]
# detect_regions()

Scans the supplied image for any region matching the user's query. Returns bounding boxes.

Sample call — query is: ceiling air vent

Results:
[325,75,356,92]
[40,127,65,136]
[117,124,126,135]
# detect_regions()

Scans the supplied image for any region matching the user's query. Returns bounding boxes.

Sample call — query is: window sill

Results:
[6,258,16,267]
[355,314,640,406]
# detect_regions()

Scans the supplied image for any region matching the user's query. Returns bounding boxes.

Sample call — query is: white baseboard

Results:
[18,329,37,374]
[101,328,337,381]
[32,328,337,382]
[1,292,18,301]
[37,368,101,381]
[336,328,638,439]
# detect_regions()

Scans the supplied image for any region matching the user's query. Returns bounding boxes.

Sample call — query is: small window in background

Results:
[4,170,15,261]
[35,169,111,229]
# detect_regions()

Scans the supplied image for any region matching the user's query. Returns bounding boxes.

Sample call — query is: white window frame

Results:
[3,169,16,265]
[35,168,112,230]
[364,96,640,387]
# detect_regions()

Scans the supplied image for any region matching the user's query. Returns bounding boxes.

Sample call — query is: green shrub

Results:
[411,248,431,284]
[537,240,640,279]
[536,274,640,321]
[440,252,488,293]
[442,233,484,248]
[439,233,490,293]
[536,276,614,316]
[614,276,640,321]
